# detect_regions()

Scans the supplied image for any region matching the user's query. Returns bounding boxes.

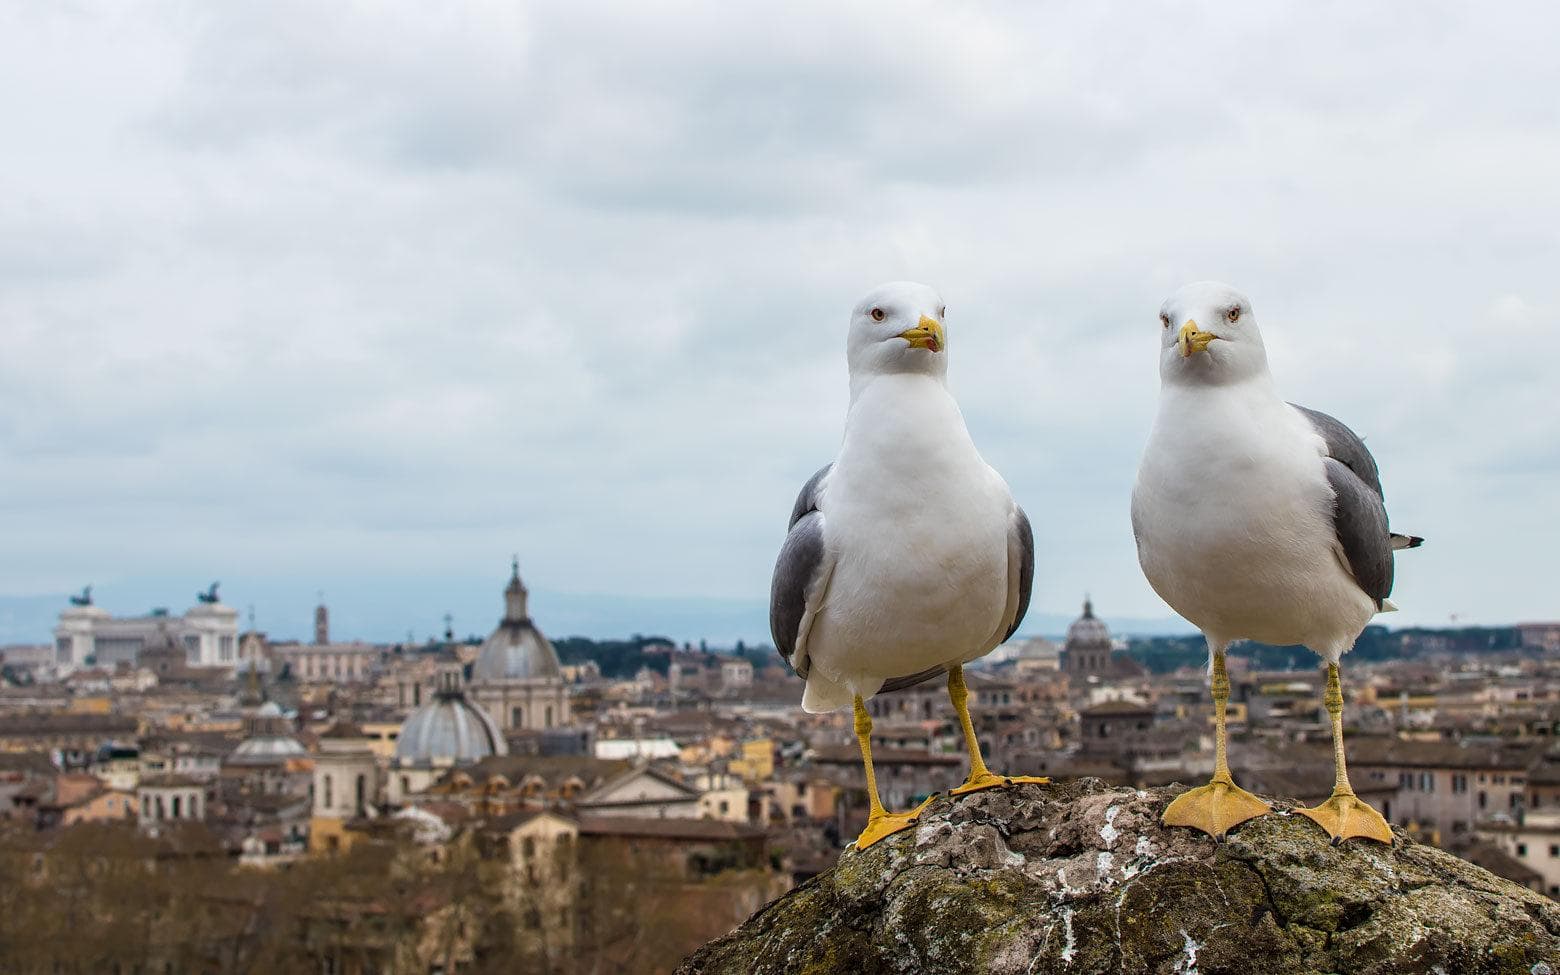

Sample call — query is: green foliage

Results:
[1123,625,1524,674]
[552,635,676,678]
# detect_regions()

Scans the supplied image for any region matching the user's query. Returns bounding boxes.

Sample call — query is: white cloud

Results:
[1,1,1557,639]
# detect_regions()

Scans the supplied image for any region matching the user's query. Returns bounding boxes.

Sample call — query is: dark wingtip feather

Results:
[1392,533,1425,550]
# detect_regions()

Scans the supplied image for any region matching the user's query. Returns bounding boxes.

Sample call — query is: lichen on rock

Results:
[675,779,1560,975]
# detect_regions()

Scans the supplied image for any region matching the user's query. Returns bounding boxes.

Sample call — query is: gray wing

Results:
[788,464,832,528]
[1322,458,1394,608]
[1292,404,1383,498]
[1003,504,1036,643]
[1293,405,1400,608]
[770,512,827,680]
[771,465,835,680]
[769,463,951,695]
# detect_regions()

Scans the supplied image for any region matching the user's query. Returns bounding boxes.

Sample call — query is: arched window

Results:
[171,795,182,818]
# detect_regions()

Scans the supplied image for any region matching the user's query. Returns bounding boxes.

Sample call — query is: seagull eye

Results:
[870,308,886,322]
[1227,306,1241,323]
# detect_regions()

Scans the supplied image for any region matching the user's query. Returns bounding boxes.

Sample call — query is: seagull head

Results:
[1157,281,1269,385]
[846,281,949,381]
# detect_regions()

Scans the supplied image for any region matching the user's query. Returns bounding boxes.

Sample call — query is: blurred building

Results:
[469,562,570,733]
[53,587,239,672]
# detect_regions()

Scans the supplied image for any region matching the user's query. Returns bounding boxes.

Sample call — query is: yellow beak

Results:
[899,315,945,352]
[1177,320,1216,358]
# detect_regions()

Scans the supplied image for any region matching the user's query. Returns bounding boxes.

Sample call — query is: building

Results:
[1517,623,1560,654]
[53,586,239,672]
[222,702,310,798]
[469,562,570,733]
[1059,599,1144,686]
[270,642,381,684]
[310,719,382,854]
[137,774,208,828]
[387,668,507,806]
[1480,809,1560,898]
[575,765,705,819]
[1349,737,1544,842]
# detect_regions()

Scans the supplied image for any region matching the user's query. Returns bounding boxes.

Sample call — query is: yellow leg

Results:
[947,665,1049,796]
[852,695,930,849]
[1162,649,1270,839]
[1296,664,1393,844]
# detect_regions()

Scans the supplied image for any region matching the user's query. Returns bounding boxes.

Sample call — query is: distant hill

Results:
[1124,625,1525,673]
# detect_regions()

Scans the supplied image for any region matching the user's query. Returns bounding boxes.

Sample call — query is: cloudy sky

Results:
[2,2,1556,645]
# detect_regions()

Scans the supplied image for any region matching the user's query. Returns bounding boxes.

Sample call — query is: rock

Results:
[676,779,1560,975]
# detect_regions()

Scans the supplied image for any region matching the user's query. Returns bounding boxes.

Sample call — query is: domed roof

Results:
[472,561,562,683]
[395,671,507,764]
[230,734,307,763]
[229,701,305,765]
[1065,599,1112,650]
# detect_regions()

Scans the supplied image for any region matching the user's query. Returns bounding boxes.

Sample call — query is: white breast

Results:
[1132,383,1376,658]
[808,374,1014,691]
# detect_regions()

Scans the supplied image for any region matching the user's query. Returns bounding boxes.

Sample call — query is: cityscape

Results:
[1,562,1557,972]
[6,2,1560,972]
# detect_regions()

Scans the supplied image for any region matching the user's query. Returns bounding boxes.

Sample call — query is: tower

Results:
[314,596,329,646]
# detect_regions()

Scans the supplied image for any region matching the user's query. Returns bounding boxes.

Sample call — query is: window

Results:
[512,706,524,727]
[545,705,554,728]
[1549,845,1558,857]
[171,796,181,818]
[1452,774,1467,794]
[1479,791,1488,810]
[1517,843,1528,856]
[324,775,334,809]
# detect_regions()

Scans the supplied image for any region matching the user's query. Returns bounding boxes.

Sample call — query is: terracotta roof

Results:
[1080,700,1156,717]
[810,745,961,766]
[1452,839,1543,886]
[138,774,206,789]
[576,815,766,841]
[1347,737,1545,771]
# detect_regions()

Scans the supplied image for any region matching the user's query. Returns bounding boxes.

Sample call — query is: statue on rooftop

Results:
[197,581,221,604]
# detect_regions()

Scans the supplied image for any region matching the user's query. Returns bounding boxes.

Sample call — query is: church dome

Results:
[1065,599,1112,650]
[229,701,305,764]
[472,561,562,682]
[395,670,507,764]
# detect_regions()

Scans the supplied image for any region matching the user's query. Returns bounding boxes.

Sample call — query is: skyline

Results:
[2,570,1206,648]
[4,4,1559,638]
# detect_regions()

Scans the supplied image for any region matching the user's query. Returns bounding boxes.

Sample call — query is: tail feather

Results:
[1391,533,1424,550]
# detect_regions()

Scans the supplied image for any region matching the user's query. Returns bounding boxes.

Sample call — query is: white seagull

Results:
[1132,281,1423,843]
[770,281,1044,849]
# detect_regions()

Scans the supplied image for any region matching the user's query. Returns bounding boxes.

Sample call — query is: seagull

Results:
[1132,282,1422,843]
[770,281,1044,849]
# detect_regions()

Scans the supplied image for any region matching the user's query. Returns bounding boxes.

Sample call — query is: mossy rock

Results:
[676,779,1560,975]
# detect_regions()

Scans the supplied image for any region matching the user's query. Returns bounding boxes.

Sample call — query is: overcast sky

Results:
[2,2,1556,644]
